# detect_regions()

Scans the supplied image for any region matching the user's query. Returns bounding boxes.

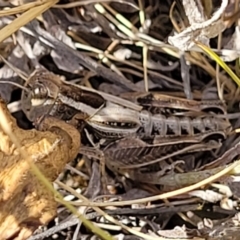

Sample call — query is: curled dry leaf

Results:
[168,0,227,51]
[0,98,80,240]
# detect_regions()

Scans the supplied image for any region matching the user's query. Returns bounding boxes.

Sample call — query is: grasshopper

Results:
[21,69,232,184]
[22,69,231,139]
[21,69,142,137]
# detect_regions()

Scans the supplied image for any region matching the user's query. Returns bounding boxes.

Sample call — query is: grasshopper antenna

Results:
[0,54,28,81]
[0,54,30,92]
[0,80,30,92]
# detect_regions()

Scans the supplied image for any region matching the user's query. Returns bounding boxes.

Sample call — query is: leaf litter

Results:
[1,1,240,240]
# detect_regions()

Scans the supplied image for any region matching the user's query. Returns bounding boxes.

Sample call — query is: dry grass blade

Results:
[0,1,47,17]
[54,0,139,10]
[69,160,240,207]
[56,180,205,240]
[0,0,58,43]
[196,41,240,87]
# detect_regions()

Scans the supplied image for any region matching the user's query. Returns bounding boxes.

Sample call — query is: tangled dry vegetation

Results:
[1,0,240,239]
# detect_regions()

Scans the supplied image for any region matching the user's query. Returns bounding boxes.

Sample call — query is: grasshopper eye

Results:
[32,84,48,99]
[30,83,49,106]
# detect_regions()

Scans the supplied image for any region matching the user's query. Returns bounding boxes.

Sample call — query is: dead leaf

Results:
[0,98,80,240]
[168,0,227,51]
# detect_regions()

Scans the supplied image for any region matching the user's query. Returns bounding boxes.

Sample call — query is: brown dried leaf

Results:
[0,98,80,240]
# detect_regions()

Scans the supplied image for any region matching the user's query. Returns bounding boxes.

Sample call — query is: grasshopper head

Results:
[21,69,60,122]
